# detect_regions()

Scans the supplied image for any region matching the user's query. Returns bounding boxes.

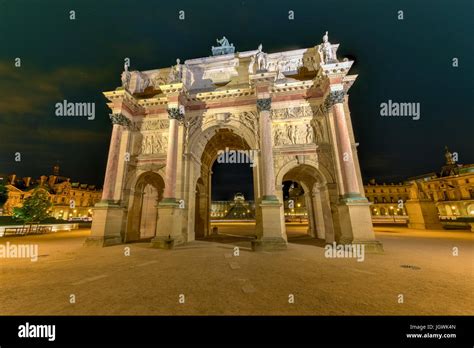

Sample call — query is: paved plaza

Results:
[0,223,472,315]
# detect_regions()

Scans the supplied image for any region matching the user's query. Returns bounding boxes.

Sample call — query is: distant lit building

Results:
[1,165,101,220]
[365,147,474,230]
[407,155,474,230]
[364,181,410,220]
[210,193,255,220]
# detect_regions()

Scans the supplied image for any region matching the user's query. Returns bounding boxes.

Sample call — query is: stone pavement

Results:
[0,224,472,315]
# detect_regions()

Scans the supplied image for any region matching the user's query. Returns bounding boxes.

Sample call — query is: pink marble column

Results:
[257,98,277,200]
[329,91,360,196]
[101,114,130,201]
[162,108,182,201]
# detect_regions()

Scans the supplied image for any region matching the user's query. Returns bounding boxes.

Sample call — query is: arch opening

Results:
[193,128,258,244]
[126,171,165,242]
[280,163,335,244]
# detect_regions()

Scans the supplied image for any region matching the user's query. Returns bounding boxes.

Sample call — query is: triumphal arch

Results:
[87,33,382,251]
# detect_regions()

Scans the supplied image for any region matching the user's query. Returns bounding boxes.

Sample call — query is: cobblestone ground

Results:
[0,223,472,315]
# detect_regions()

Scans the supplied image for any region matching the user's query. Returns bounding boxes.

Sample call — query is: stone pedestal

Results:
[150,201,185,249]
[406,199,443,230]
[251,199,287,251]
[337,197,383,253]
[85,201,125,247]
[150,236,175,249]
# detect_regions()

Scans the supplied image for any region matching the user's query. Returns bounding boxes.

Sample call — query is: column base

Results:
[84,235,122,247]
[340,193,367,203]
[251,237,287,251]
[152,200,186,247]
[262,195,279,202]
[150,235,184,249]
[350,240,384,253]
[255,198,287,251]
[336,200,383,251]
[85,201,125,247]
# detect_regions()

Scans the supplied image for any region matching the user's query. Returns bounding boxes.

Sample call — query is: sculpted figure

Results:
[216,36,230,47]
[276,60,285,80]
[444,146,456,165]
[168,58,182,83]
[121,69,131,89]
[306,124,314,143]
[248,55,255,74]
[274,127,284,146]
[296,124,306,143]
[256,44,268,71]
[287,125,297,144]
[319,31,337,64]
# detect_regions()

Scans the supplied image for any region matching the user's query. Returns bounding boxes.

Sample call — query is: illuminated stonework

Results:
[88,33,382,251]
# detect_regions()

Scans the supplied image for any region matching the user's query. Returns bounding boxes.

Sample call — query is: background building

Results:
[1,165,101,220]
[365,148,474,230]
[364,181,410,224]
[210,193,255,220]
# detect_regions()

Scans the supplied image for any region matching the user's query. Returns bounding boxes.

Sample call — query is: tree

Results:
[13,189,52,224]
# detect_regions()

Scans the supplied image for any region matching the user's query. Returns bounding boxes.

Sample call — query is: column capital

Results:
[324,90,345,109]
[257,98,272,112]
[167,107,185,122]
[109,113,131,128]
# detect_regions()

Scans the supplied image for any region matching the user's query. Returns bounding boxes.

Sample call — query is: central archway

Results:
[192,127,259,240]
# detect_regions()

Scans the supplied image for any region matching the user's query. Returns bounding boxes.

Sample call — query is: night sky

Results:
[1,0,473,201]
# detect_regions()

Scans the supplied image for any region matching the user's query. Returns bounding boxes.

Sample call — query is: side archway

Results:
[276,160,336,242]
[126,171,165,242]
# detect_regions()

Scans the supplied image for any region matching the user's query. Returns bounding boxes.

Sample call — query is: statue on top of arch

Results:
[318,31,338,64]
[167,58,183,84]
[212,36,235,56]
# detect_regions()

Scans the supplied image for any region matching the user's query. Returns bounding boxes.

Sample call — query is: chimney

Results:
[9,174,16,185]
[53,164,60,176]
[24,177,31,187]
[39,175,47,186]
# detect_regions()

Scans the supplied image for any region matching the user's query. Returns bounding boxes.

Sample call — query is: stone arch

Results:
[189,121,258,162]
[188,122,259,239]
[275,159,331,189]
[125,171,165,242]
[125,165,166,193]
[276,160,336,242]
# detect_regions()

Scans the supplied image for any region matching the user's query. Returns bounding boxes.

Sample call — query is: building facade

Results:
[364,149,474,230]
[404,150,474,230]
[210,193,255,220]
[364,181,410,224]
[88,33,382,251]
[2,166,101,220]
